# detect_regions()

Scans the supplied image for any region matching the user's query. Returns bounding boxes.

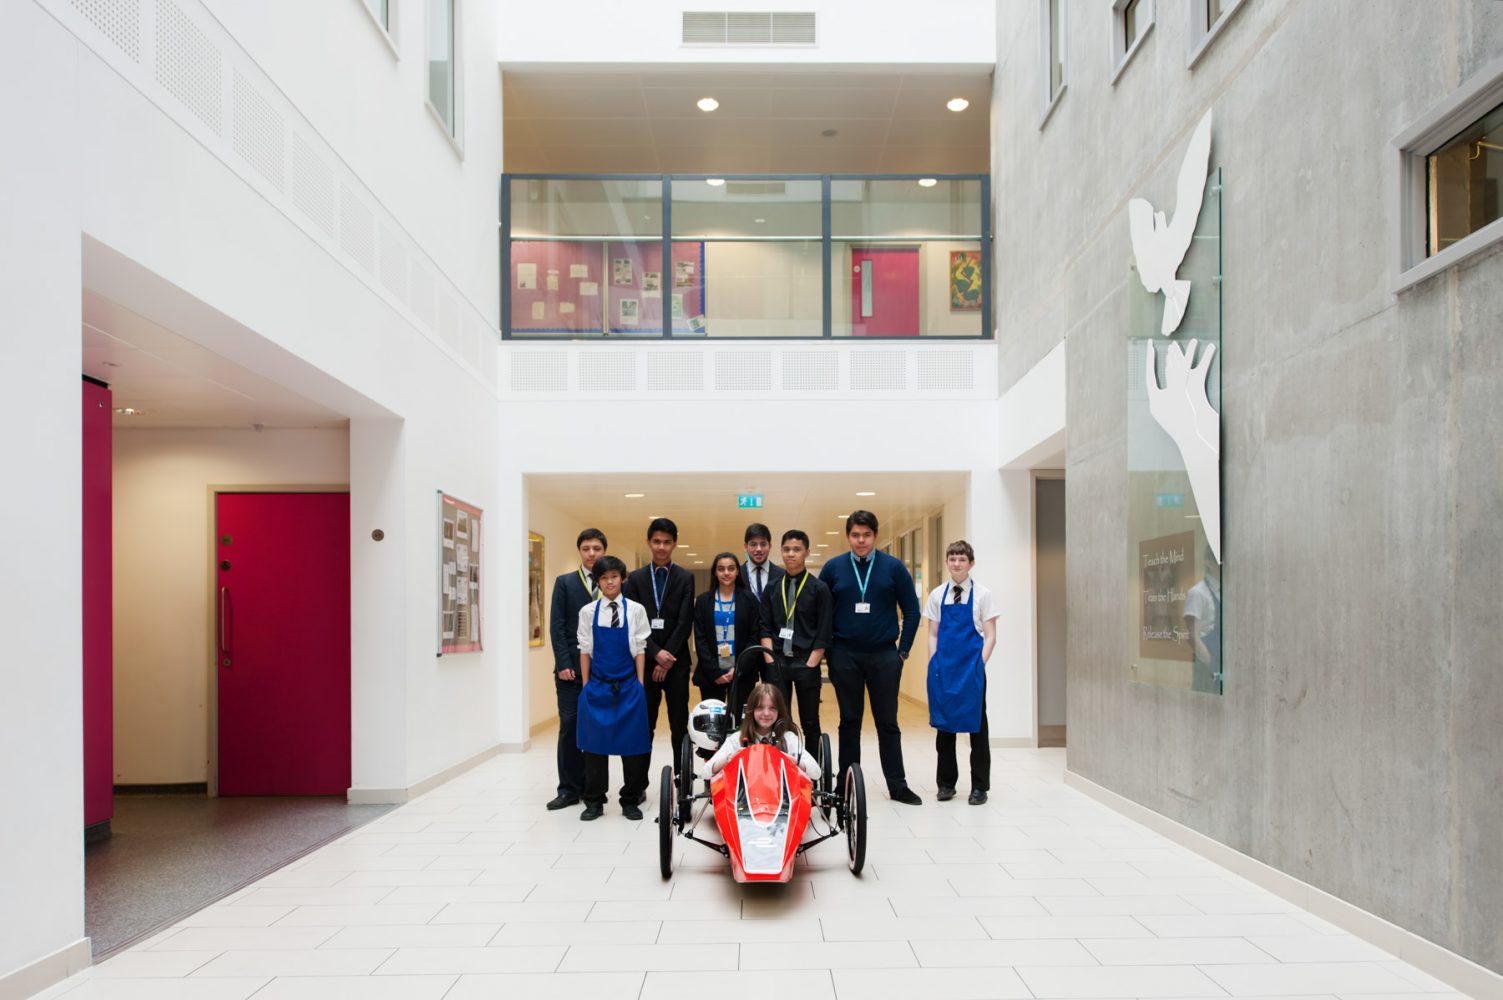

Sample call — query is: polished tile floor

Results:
[38,702,1467,999]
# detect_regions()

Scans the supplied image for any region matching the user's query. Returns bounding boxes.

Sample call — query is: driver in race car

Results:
[705,682,822,781]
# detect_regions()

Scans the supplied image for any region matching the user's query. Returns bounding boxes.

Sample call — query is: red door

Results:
[850,247,919,337]
[216,492,350,796]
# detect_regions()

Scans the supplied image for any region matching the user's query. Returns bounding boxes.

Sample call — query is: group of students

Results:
[546,511,999,820]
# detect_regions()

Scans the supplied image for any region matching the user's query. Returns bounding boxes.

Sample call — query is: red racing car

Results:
[658,652,867,881]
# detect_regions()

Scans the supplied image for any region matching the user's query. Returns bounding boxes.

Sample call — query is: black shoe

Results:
[968,789,988,805]
[936,787,956,802]
[891,787,923,806]
[580,803,603,821]
[546,793,580,811]
[633,793,648,806]
[622,803,644,821]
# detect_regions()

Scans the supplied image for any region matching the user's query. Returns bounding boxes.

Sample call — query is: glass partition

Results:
[503,174,988,338]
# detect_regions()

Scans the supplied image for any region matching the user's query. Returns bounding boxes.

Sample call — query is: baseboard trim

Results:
[347,740,518,805]
[0,937,91,1000]
[84,819,112,844]
[1064,769,1503,998]
[114,782,207,795]
[530,716,559,737]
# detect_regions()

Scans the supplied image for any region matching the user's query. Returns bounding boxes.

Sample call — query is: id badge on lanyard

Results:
[851,555,874,614]
[649,566,669,631]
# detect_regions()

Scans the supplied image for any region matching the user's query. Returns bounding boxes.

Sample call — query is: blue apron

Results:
[928,584,986,734]
[576,598,651,756]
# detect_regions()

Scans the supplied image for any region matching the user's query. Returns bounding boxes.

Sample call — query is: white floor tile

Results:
[172,906,296,927]
[978,914,1153,938]
[558,942,738,972]
[431,901,593,923]
[738,941,919,970]
[1081,935,1275,965]
[145,926,338,951]
[1017,964,1225,998]
[1201,962,1426,995]
[587,900,742,921]
[373,946,566,975]
[1138,913,1324,937]
[318,925,500,949]
[655,918,822,944]
[88,952,222,977]
[1250,935,1398,963]
[250,975,457,999]
[191,949,393,978]
[887,895,1047,918]
[231,887,392,907]
[1186,893,1302,914]
[1039,894,1203,915]
[37,979,271,999]
[275,904,443,926]
[490,921,661,946]
[819,915,988,941]
[642,970,835,1000]
[832,967,1033,1000]
[912,938,1099,967]
[446,972,646,1000]
[335,870,480,887]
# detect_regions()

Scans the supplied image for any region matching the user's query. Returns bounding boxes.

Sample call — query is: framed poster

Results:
[527,532,545,648]
[438,492,483,654]
[949,250,983,311]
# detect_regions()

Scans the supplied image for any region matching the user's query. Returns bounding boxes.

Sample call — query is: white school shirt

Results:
[1182,575,1219,638]
[576,597,651,657]
[921,577,999,637]
[705,730,822,781]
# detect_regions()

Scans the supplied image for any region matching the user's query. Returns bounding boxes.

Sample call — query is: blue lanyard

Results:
[650,564,671,614]
[850,554,874,601]
[715,592,735,616]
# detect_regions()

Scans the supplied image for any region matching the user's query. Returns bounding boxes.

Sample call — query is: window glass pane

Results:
[427,0,454,133]
[511,178,662,238]
[1426,101,1503,256]
[1123,0,1140,49]
[671,178,821,239]
[831,239,983,338]
[1207,0,1224,26]
[1048,0,1063,97]
[680,240,821,338]
[365,0,389,29]
[830,178,982,238]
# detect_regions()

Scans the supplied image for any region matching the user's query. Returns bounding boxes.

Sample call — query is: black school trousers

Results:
[935,691,990,792]
[583,751,650,808]
[553,677,585,798]
[772,657,822,751]
[828,645,909,795]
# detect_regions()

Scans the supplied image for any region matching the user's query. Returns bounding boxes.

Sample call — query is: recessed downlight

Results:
[624,493,645,498]
[697,97,719,112]
[706,177,726,187]
[917,178,938,188]
[946,97,969,112]
[754,217,766,224]
[856,491,876,497]
[817,543,830,548]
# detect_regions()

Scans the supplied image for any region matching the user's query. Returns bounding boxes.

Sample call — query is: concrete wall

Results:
[993,0,1503,975]
[111,428,349,784]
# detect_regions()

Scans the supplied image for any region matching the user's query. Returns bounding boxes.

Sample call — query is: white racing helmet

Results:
[689,699,733,752]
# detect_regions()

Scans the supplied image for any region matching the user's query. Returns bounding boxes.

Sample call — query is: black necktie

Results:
[609,601,619,627]
[953,584,964,605]
[755,566,764,596]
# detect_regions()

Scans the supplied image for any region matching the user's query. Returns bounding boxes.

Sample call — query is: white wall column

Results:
[982,469,1038,745]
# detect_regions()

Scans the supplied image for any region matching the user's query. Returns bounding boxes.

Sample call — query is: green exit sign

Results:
[737,494,764,509]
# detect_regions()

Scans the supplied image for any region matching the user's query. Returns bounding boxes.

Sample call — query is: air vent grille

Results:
[155,0,222,134]
[725,181,787,197]
[72,0,140,61]
[850,351,907,391]
[916,350,974,391]
[682,10,816,45]
[511,352,568,392]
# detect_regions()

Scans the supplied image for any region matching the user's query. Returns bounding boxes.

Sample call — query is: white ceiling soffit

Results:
[502,65,992,174]
[528,470,965,569]
[82,290,349,430]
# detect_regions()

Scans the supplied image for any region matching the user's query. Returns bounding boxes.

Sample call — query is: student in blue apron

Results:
[575,555,653,821]
[922,540,999,805]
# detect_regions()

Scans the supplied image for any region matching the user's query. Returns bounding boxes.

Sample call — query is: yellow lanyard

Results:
[578,567,599,600]
[781,572,808,626]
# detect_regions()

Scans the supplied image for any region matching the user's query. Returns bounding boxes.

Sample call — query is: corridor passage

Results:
[38,712,1462,999]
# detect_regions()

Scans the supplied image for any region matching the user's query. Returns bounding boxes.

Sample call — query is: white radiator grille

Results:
[339,183,375,274]
[291,134,333,237]
[511,352,569,392]
[579,351,636,392]
[916,350,974,391]
[72,0,139,60]
[155,0,221,134]
[850,350,907,391]
[647,352,705,391]
[715,351,772,391]
[682,10,815,45]
[232,70,284,192]
[782,351,838,391]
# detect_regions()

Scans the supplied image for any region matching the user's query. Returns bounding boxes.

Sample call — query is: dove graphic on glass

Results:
[1130,109,1222,565]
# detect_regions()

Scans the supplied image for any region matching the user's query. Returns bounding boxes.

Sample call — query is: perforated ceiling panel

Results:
[850,351,907,391]
[511,352,569,392]
[155,0,222,134]
[72,0,140,61]
[231,70,284,191]
[579,351,636,392]
[646,353,704,392]
[339,183,375,274]
[715,351,772,391]
[682,10,815,44]
[291,133,333,237]
[782,351,838,391]
[916,350,974,391]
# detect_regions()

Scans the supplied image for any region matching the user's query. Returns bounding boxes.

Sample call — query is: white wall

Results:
[111,428,350,784]
[499,0,995,67]
[523,503,594,733]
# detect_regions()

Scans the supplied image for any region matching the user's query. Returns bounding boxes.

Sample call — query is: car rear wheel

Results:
[844,763,867,875]
[658,765,674,879]
[677,738,695,818]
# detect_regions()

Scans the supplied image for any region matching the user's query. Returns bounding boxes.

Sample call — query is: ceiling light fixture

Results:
[946,97,969,112]
[706,177,725,187]
[754,217,766,224]
[624,493,645,498]
[113,407,143,416]
[817,543,830,548]
[856,491,876,497]
[825,530,839,535]
[697,97,719,112]
[917,178,938,188]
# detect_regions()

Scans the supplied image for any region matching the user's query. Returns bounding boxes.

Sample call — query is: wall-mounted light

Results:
[697,97,719,112]
[946,97,969,112]
[917,178,938,188]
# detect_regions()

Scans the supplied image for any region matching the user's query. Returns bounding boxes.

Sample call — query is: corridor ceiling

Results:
[502,65,992,174]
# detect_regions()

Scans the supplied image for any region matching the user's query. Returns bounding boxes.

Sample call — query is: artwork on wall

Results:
[438,492,483,654]
[949,249,983,311]
[527,532,545,648]
[1124,109,1223,694]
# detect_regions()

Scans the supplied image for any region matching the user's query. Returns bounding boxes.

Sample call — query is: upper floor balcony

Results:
[501,173,991,340]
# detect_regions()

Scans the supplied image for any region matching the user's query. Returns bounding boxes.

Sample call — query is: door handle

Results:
[219,586,232,666]
[860,260,873,317]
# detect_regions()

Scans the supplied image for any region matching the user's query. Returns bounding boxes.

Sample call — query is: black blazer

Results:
[623,563,695,665]
[692,588,763,687]
[737,559,785,600]
[548,569,596,682]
